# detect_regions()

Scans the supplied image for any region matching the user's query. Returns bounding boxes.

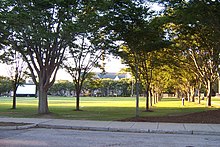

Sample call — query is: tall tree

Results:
[1,0,78,113]
[62,1,114,111]
[110,1,169,112]
[63,35,104,111]
[108,1,154,115]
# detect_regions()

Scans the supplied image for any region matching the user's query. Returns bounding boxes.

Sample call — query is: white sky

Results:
[0,63,11,77]
[56,56,126,81]
[0,56,126,81]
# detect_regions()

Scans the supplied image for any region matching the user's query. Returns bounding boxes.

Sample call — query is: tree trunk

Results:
[38,85,49,114]
[187,89,190,102]
[176,90,180,99]
[12,90,16,109]
[12,82,17,109]
[191,87,195,102]
[198,89,201,104]
[159,93,162,101]
[145,90,149,111]
[145,85,149,112]
[150,90,153,107]
[207,80,212,106]
[76,91,80,111]
[153,93,156,104]
[198,82,201,104]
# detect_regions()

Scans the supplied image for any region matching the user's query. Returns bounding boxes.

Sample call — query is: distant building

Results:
[15,84,36,97]
[96,72,131,80]
[91,72,132,97]
[10,78,36,97]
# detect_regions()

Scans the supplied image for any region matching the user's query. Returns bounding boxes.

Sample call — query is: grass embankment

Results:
[0,96,219,121]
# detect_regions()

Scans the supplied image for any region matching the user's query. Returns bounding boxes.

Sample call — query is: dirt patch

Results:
[0,112,19,114]
[120,109,220,124]
[0,122,32,126]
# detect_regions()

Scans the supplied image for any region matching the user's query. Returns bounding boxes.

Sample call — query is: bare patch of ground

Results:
[121,109,220,124]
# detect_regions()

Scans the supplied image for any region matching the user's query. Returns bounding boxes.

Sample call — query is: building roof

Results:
[95,72,130,80]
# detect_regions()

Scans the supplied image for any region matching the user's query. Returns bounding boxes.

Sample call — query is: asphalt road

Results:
[0,128,220,147]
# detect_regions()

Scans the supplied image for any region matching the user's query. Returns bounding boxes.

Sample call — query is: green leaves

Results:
[0,76,12,95]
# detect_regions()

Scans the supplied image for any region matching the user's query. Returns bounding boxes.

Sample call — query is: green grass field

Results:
[0,96,219,121]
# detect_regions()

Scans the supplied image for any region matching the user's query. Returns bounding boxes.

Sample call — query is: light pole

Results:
[135,63,139,118]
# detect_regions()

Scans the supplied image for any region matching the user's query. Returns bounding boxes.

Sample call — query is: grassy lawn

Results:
[0,96,219,121]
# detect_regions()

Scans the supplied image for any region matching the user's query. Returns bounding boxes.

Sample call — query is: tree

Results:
[0,44,27,109]
[0,45,27,109]
[63,37,104,110]
[49,80,74,96]
[110,2,169,112]
[8,51,27,109]
[62,2,111,110]
[162,0,220,106]
[176,26,219,106]
[116,78,132,97]
[1,0,79,114]
[106,0,156,116]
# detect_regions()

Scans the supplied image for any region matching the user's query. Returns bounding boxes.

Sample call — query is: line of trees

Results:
[114,0,220,110]
[0,76,12,96]
[0,0,219,114]
[49,78,132,97]
[161,0,220,106]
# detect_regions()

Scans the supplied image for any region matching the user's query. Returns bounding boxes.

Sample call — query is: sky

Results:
[0,56,126,81]
[0,63,11,77]
[56,56,126,81]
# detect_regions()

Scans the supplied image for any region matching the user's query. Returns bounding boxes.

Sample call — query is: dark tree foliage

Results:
[0,76,12,96]
[0,0,79,114]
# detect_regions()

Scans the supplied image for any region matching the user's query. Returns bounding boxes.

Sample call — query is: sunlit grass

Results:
[0,96,219,121]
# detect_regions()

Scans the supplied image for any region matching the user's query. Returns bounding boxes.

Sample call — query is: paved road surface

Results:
[1,128,220,147]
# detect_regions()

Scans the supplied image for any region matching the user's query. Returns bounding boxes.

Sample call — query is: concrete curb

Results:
[192,131,220,136]
[0,123,37,130]
[16,124,37,130]
[36,124,220,136]
[1,120,220,136]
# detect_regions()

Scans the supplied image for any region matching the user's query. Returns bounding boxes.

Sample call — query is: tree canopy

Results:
[0,0,80,113]
[0,0,220,114]
[162,0,220,106]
